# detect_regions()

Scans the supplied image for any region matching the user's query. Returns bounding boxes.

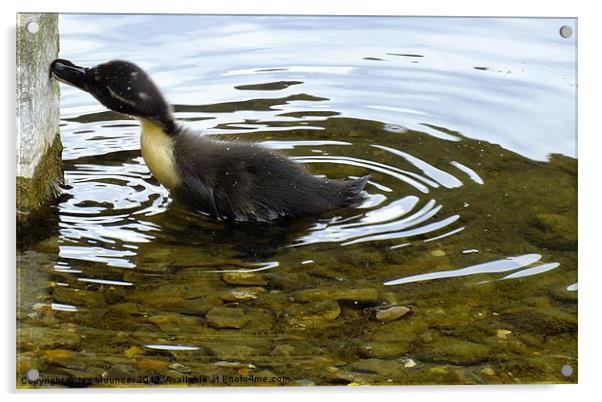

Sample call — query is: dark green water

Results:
[17,15,577,386]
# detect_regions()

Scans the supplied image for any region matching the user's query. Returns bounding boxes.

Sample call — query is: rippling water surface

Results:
[17,15,577,386]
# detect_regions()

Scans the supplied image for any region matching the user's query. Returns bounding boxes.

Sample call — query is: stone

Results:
[358,341,410,359]
[481,366,496,376]
[502,307,577,334]
[550,286,578,303]
[323,367,370,384]
[221,287,266,302]
[419,337,490,365]
[108,302,144,316]
[52,286,107,307]
[136,358,169,371]
[129,282,213,304]
[124,346,144,359]
[284,300,341,328]
[446,368,485,385]
[350,358,404,376]
[18,326,81,350]
[430,366,448,375]
[103,364,141,380]
[496,329,512,340]
[205,307,250,329]
[174,295,224,316]
[290,287,380,305]
[44,349,76,363]
[148,313,202,332]
[271,344,295,357]
[403,358,417,368]
[430,249,446,257]
[222,272,268,286]
[375,306,411,322]
[207,344,256,361]
[214,361,256,369]
[169,363,192,373]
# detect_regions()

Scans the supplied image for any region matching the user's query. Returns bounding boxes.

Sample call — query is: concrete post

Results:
[16,13,62,227]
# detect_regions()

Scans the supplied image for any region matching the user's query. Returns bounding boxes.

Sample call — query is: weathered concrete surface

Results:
[16,13,62,227]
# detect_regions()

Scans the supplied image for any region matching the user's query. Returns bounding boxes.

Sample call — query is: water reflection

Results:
[16,15,578,386]
[59,15,576,161]
[383,254,561,285]
[51,14,576,306]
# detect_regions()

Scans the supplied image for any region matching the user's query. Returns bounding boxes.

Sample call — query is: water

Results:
[17,15,577,386]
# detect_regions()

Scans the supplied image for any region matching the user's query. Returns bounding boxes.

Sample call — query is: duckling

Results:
[50,59,370,222]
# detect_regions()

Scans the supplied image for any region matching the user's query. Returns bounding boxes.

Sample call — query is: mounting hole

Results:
[561,364,573,377]
[26,21,40,34]
[559,25,573,39]
[26,368,40,381]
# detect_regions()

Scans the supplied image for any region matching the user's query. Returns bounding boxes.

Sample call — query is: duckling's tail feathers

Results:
[340,174,370,206]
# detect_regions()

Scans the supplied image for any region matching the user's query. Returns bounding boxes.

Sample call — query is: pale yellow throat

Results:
[139,119,182,190]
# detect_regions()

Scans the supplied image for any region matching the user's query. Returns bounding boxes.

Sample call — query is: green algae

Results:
[17,134,63,244]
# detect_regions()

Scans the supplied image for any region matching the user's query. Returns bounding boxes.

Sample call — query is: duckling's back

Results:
[172,129,369,222]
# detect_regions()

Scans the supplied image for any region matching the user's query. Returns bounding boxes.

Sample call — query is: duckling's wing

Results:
[174,174,219,217]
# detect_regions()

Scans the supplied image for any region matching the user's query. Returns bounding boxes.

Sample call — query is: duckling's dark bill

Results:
[50,59,88,90]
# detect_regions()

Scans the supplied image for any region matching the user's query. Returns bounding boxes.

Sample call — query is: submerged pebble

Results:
[222,272,268,286]
[375,306,411,322]
[481,366,496,376]
[206,307,250,329]
[52,286,106,307]
[136,358,169,371]
[221,287,266,302]
[359,341,410,359]
[208,344,256,361]
[496,329,512,339]
[290,287,380,304]
[501,307,577,334]
[148,313,202,332]
[124,345,144,359]
[169,362,192,373]
[430,249,446,257]
[214,361,256,369]
[419,337,490,365]
[350,358,405,376]
[44,349,76,364]
[403,358,417,368]
[284,300,341,328]
[271,344,296,357]
[18,326,81,350]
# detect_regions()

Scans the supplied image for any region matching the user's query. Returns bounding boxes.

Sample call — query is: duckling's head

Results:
[50,59,176,133]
